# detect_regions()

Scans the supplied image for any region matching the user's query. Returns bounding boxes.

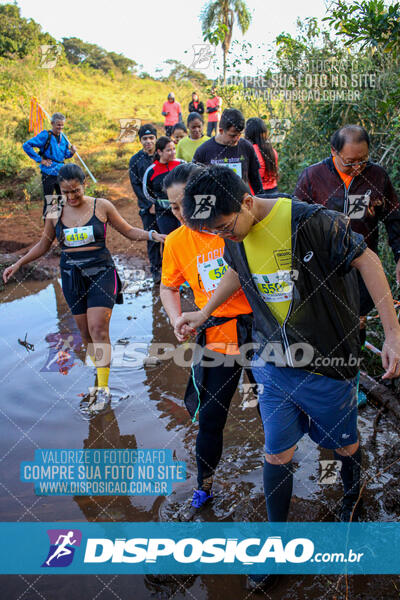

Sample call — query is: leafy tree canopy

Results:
[62,37,137,74]
[0,3,55,59]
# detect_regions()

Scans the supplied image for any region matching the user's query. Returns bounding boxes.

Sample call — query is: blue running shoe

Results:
[355,371,367,407]
[357,390,367,407]
[191,488,213,509]
[179,486,213,521]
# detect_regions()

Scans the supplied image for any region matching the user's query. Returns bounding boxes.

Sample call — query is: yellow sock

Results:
[97,367,110,389]
[89,354,96,366]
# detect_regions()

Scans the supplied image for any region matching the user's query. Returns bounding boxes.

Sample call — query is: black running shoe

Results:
[247,573,279,592]
[340,497,363,522]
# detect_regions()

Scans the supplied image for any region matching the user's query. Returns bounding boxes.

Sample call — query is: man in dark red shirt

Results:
[294,125,400,315]
[294,124,400,404]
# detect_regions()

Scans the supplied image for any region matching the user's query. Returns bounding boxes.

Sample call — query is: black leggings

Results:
[195,352,255,487]
[155,206,180,235]
[41,173,61,216]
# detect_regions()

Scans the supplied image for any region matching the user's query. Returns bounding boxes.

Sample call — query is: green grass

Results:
[0,56,201,193]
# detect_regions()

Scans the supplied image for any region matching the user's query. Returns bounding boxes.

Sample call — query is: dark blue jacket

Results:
[129,150,155,211]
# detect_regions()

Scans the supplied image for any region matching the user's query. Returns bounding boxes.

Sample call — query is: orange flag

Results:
[29,97,46,136]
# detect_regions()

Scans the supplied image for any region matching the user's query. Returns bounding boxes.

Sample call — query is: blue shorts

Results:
[252,362,358,454]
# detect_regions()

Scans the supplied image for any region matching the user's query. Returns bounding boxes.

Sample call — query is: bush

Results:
[24,173,42,201]
[0,138,24,179]
[13,117,30,143]
[16,166,36,182]
[85,181,109,197]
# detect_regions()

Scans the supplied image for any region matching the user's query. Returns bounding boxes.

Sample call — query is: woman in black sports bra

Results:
[3,164,165,409]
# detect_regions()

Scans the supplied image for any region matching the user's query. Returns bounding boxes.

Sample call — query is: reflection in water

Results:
[74,406,163,522]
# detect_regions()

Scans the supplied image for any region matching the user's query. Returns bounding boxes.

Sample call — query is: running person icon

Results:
[46,531,76,566]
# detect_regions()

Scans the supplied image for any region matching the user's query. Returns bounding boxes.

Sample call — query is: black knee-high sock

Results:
[334,447,361,503]
[263,460,293,522]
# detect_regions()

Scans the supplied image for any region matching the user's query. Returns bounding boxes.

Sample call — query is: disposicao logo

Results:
[42,529,82,567]
[83,536,314,564]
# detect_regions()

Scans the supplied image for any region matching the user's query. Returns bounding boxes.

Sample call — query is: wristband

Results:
[148,230,156,241]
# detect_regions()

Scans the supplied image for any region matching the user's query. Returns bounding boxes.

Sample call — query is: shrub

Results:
[0,138,24,179]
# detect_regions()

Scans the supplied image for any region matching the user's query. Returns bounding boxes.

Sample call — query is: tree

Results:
[107,51,137,75]
[0,3,55,59]
[164,59,211,86]
[200,0,251,83]
[62,37,136,74]
[324,0,400,57]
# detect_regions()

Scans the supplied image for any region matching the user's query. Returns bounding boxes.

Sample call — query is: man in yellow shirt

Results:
[176,165,400,589]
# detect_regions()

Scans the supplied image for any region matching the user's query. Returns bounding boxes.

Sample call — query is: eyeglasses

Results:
[338,156,369,168]
[200,211,240,236]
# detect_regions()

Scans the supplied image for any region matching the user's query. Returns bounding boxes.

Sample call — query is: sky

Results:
[2,0,330,77]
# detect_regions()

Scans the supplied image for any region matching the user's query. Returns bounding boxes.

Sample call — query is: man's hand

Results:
[149,204,155,214]
[381,330,400,379]
[41,158,52,167]
[175,311,208,337]
[70,145,77,154]
[173,321,194,343]
[396,258,400,285]
[153,232,166,244]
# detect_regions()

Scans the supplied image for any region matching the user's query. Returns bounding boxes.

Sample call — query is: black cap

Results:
[138,124,157,139]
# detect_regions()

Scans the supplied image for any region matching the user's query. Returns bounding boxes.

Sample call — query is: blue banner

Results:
[20,449,186,496]
[0,522,399,574]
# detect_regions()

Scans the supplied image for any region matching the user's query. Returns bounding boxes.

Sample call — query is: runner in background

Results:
[206,87,222,137]
[161,163,256,517]
[171,123,187,145]
[245,117,278,194]
[161,93,182,136]
[3,164,165,411]
[129,124,162,283]
[188,92,204,115]
[23,112,77,216]
[193,108,263,194]
[176,112,209,162]
[143,137,184,234]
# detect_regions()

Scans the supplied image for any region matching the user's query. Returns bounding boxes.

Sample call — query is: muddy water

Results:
[0,268,399,599]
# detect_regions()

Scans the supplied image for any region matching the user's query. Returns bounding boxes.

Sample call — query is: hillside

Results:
[0,54,205,210]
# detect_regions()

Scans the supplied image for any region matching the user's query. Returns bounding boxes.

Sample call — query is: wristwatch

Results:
[148,230,157,241]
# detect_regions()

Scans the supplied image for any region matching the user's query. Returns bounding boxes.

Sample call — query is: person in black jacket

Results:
[176,166,400,588]
[128,124,162,283]
[142,137,184,235]
[188,92,204,115]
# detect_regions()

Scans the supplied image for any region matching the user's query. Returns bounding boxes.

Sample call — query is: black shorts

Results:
[60,250,121,315]
[61,264,118,315]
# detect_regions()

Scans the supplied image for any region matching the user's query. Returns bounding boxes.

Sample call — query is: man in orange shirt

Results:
[206,86,222,137]
[161,92,182,136]
[160,163,257,518]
